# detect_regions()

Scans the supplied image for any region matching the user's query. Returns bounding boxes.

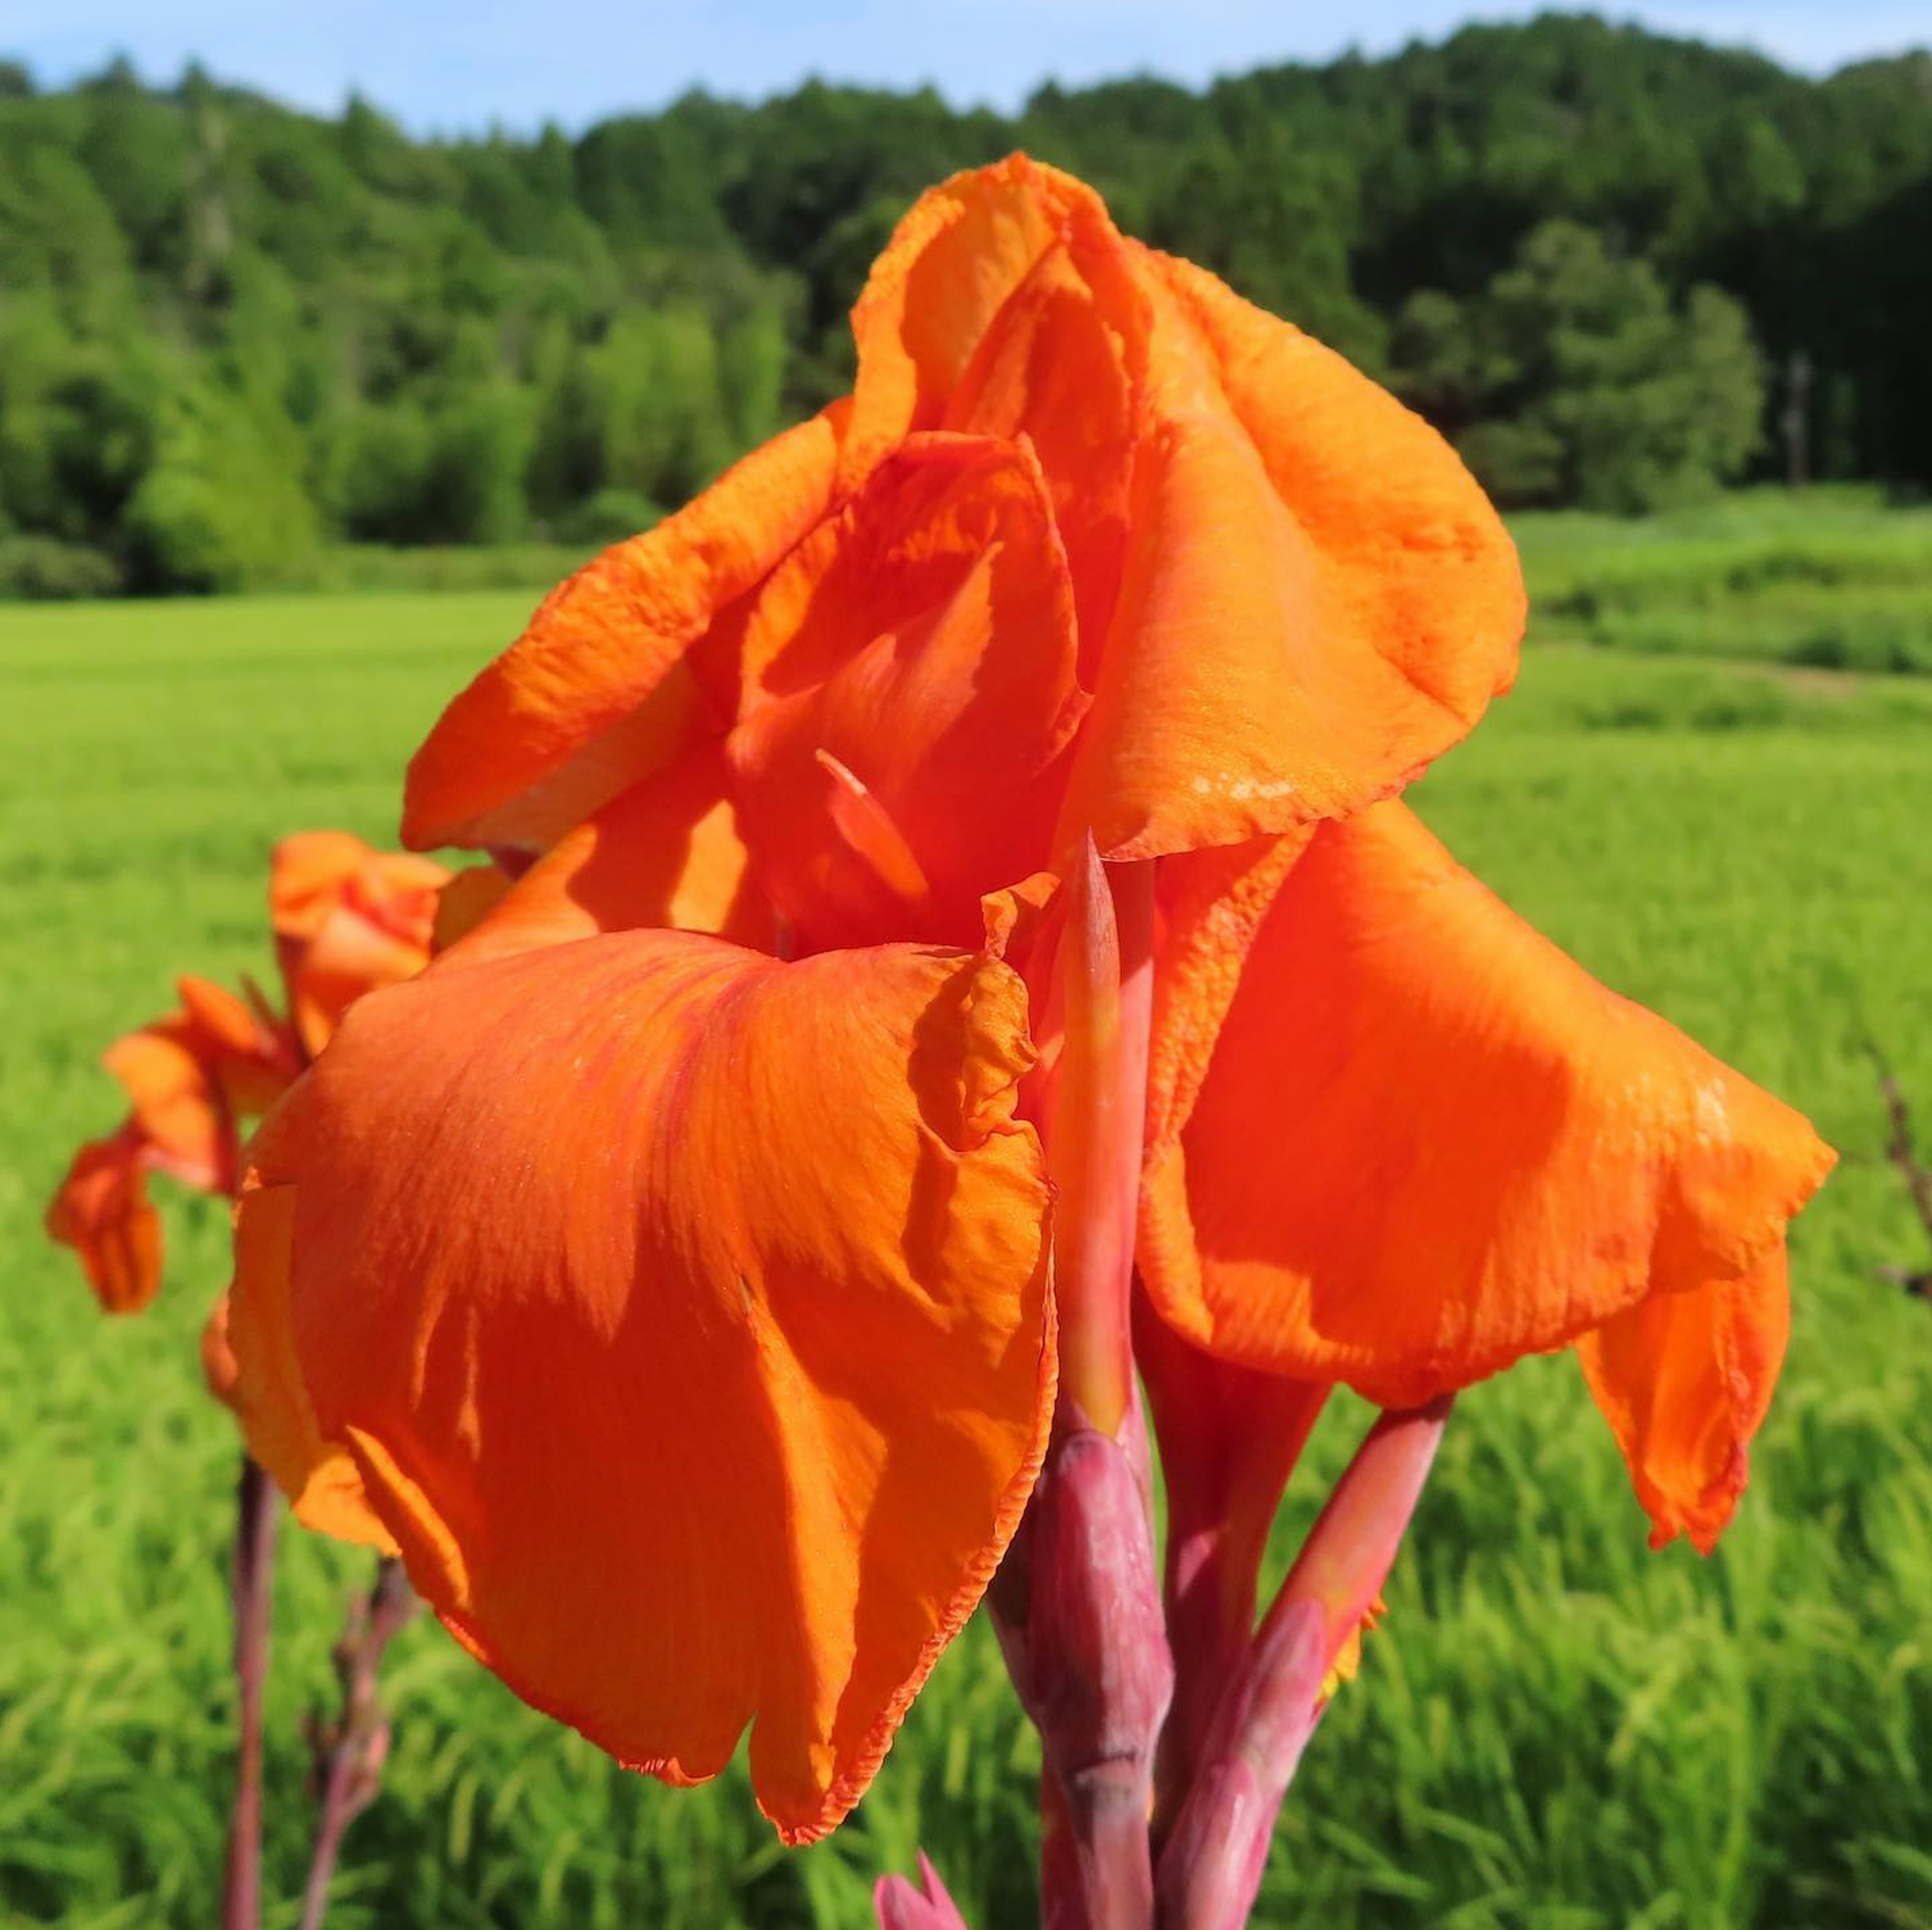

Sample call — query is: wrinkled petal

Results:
[1576,1247,1791,1553]
[935,193,1148,669]
[728,436,1086,953]
[1059,258,1524,858]
[1140,801,1834,1412]
[229,931,1055,1842]
[46,1129,163,1314]
[844,154,1106,484]
[404,407,849,853]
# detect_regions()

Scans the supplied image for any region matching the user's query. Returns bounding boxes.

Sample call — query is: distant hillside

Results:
[0,15,1927,593]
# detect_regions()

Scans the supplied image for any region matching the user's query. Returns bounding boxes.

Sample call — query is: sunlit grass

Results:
[3,534,1930,1926]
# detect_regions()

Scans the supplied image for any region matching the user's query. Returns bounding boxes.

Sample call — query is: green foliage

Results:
[2,20,1930,595]
[1395,222,1765,511]
[122,384,320,593]
[0,534,123,600]
[3,518,1931,1921]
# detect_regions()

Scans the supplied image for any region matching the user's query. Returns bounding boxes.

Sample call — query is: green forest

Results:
[1,13,1927,596]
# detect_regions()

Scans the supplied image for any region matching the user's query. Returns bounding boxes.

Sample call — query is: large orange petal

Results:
[403,405,849,853]
[1576,1247,1791,1553]
[1140,800,1834,1410]
[1059,260,1524,859]
[229,932,1055,1842]
[727,435,1086,954]
[45,1128,164,1314]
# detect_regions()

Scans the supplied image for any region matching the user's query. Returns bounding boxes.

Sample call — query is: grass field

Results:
[4,495,1932,1928]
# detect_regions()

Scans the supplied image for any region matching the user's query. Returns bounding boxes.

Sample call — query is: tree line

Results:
[1,14,1927,595]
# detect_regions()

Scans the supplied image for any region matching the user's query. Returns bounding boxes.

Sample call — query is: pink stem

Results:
[993,848,1170,1929]
[1156,1397,1452,1930]
[296,1556,418,1930]
[222,1453,279,1930]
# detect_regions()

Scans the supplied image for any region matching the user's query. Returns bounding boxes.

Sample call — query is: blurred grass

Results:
[3,504,1931,1927]
[1516,485,1932,675]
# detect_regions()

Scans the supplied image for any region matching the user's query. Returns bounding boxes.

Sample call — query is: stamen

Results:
[814,749,936,913]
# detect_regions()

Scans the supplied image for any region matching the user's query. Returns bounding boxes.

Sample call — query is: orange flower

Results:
[228,156,1830,1841]
[48,833,447,1316]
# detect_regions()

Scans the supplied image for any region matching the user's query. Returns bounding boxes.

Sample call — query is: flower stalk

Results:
[1155,1396,1452,1928]
[221,1453,280,1930]
[297,1556,418,1930]
[996,845,1172,1928]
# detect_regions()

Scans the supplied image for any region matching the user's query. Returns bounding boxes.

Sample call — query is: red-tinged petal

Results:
[1576,1246,1791,1553]
[1060,262,1524,860]
[844,155,1106,484]
[1140,800,1835,1408]
[229,932,1055,1842]
[45,1129,164,1314]
[727,436,1086,954]
[403,407,848,853]
[440,744,773,969]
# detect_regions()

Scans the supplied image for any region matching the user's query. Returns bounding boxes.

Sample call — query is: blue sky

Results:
[5,2,1927,133]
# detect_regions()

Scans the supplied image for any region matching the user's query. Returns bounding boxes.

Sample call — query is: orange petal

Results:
[269,831,386,942]
[285,902,438,1059]
[1576,1246,1791,1553]
[1145,833,1313,1166]
[1140,801,1835,1410]
[229,932,1055,1841]
[431,862,516,953]
[844,155,1106,484]
[727,435,1086,953]
[935,194,1147,671]
[403,407,848,853]
[1060,260,1524,859]
[226,1183,397,1552]
[45,1128,164,1314]
[201,1291,242,1407]
[439,743,772,968]
[103,1018,231,1186]
[269,834,446,1054]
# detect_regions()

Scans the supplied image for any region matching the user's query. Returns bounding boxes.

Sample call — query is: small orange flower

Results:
[48,832,448,1316]
[228,157,1831,1843]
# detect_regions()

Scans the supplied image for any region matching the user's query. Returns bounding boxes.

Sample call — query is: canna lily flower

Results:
[47,832,447,1317]
[228,155,1832,1849]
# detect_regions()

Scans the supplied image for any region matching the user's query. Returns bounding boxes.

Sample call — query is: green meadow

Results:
[3,491,1930,1928]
